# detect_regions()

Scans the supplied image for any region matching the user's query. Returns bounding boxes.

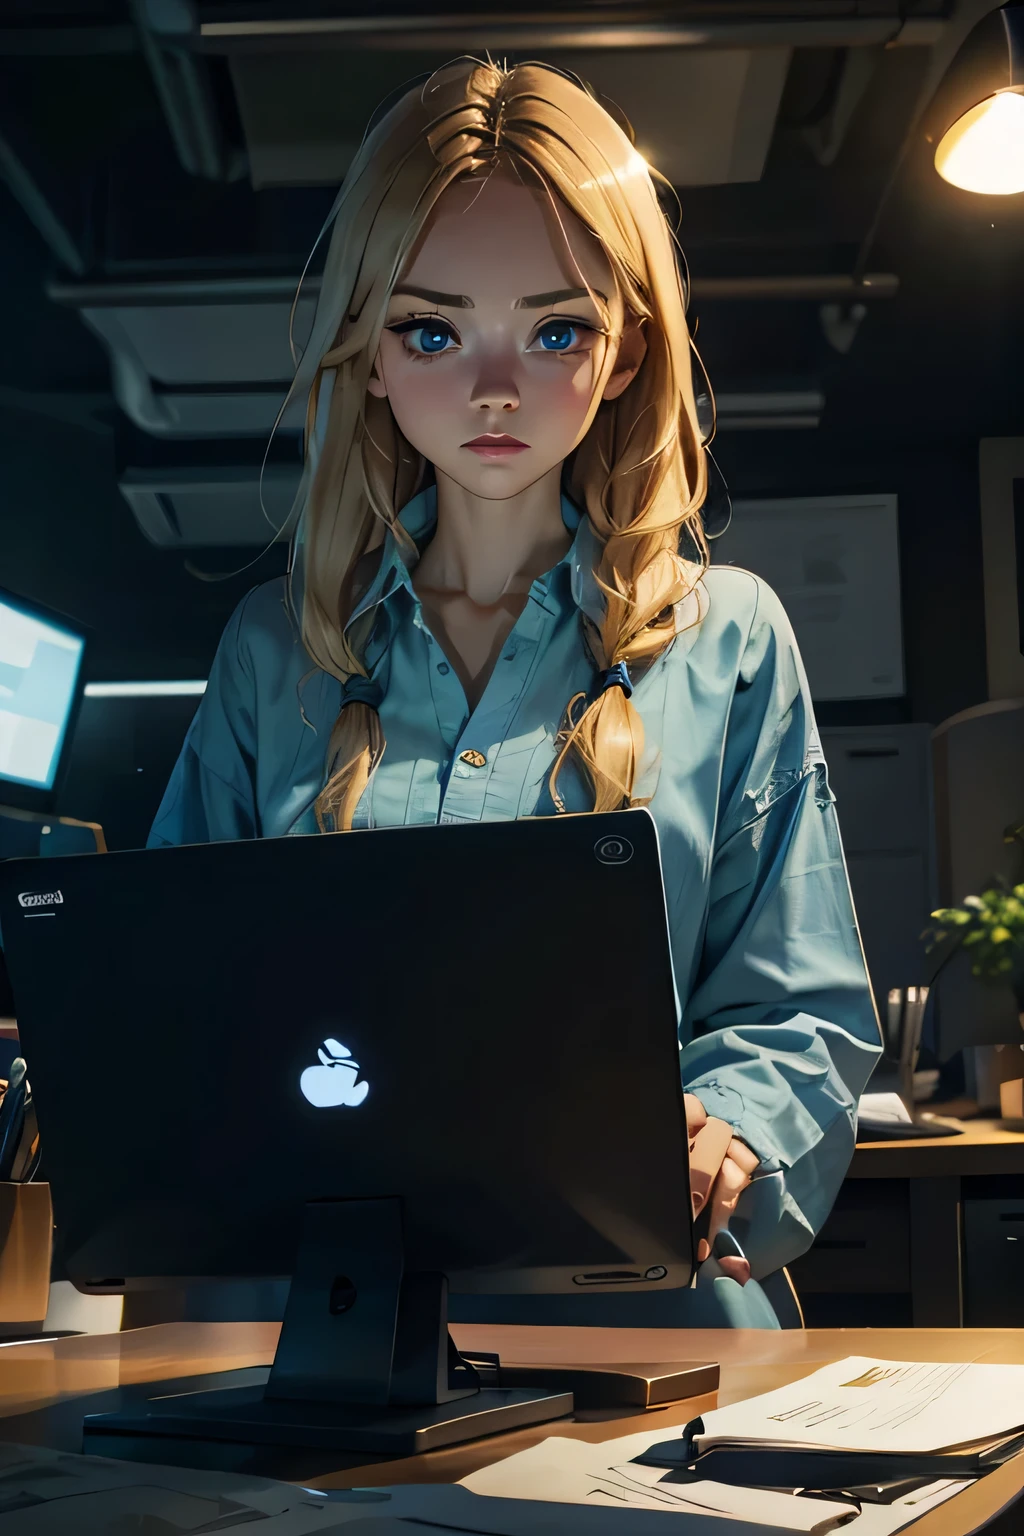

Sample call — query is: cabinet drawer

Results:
[963,1198,1024,1326]
[821,726,931,854]
[789,1180,910,1294]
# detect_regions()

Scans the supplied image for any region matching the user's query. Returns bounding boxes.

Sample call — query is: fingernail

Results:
[697,1238,709,1262]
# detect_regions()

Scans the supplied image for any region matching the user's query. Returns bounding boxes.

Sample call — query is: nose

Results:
[469,369,519,413]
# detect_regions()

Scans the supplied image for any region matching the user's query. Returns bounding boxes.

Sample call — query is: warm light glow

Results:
[934,89,1024,194]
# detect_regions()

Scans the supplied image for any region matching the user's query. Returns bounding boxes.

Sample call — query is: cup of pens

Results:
[886,987,930,1112]
[0,1057,51,1335]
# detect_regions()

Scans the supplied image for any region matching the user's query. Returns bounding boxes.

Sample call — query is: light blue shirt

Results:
[150,486,881,1282]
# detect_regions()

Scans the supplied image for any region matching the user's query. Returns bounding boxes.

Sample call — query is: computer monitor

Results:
[0,809,695,1456]
[0,585,86,814]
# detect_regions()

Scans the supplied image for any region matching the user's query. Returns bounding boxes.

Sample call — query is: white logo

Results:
[17,890,63,909]
[594,836,634,865]
[300,1038,369,1109]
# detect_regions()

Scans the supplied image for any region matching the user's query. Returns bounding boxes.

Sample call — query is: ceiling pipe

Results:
[48,272,899,307]
[191,5,947,52]
[131,0,245,180]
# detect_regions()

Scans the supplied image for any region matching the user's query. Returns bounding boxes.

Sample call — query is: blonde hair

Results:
[285,59,710,831]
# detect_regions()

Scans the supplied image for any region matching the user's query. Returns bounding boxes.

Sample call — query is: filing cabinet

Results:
[821,725,937,1010]
[788,1179,910,1301]
[963,1178,1024,1326]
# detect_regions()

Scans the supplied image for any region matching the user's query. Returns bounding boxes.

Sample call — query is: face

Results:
[367,167,645,500]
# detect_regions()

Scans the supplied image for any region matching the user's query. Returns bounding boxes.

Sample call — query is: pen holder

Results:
[887,986,930,1110]
[0,1182,52,1335]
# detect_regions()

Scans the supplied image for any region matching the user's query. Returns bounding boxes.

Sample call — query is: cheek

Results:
[527,355,598,420]
[378,347,459,440]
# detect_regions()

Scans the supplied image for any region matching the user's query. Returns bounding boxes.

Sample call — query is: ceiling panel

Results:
[231,45,791,190]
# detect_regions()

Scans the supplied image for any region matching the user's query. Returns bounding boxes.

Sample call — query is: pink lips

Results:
[463,433,529,458]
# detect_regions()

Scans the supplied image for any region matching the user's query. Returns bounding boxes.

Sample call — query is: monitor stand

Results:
[82,1198,574,1455]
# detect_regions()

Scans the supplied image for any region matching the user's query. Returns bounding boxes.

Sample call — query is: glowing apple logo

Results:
[300,1038,370,1109]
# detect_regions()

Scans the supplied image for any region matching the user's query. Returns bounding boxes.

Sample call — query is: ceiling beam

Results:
[48,272,899,307]
[0,126,88,275]
[189,6,948,53]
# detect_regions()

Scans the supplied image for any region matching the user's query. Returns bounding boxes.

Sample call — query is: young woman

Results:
[150,60,881,1326]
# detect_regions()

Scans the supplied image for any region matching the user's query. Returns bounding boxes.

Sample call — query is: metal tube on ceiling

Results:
[131,0,235,181]
[47,272,899,306]
[194,14,946,52]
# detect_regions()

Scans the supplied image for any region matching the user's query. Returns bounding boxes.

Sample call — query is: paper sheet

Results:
[339,1483,812,1535]
[465,1435,851,1527]
[858,1093,911,1125]
[697,1356,1024,1455]
[460,1430,971,1534]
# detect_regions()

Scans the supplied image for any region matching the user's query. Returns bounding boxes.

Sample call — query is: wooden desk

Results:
[0,1323,1020,1533]
[851,1117,1024,1179]
[850,1119,1024,1329]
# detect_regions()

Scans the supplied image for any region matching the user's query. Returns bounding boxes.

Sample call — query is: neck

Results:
[415,464,572,607]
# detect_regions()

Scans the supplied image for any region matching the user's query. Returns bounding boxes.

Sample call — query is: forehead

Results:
[398,170,612,304]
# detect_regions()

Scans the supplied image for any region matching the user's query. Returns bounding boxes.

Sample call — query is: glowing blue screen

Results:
[0,596,84,792]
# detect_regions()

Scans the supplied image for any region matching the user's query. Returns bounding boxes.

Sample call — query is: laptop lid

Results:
[0,808,694,1296]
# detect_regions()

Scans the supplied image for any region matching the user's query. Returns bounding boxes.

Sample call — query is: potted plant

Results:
[924,821,1024,1116]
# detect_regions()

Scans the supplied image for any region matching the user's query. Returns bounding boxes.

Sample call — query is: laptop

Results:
[0,808,694,1302]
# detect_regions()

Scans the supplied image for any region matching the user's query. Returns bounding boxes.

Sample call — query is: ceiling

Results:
[0,0,1022,566]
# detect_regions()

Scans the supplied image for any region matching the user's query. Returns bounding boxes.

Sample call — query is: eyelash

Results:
[384,312,603,363]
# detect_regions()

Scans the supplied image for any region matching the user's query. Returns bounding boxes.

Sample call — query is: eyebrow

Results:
[514,287,606,309]
[389,284,607,311]
[391,285,473,309]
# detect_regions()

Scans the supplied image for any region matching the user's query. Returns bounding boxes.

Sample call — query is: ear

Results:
[366,351,388,400]
[602,318,647,402]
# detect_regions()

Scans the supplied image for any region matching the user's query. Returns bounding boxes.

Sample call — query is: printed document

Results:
[461,1426,968,1533]
[696,1356,1024,1455]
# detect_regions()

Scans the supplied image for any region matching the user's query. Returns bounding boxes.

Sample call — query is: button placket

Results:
[414,604,468,748]
[439,616,549,822]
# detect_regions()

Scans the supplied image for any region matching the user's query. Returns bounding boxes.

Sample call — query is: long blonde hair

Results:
[285,59,710,831]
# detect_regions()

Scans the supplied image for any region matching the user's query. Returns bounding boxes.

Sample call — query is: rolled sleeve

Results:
[147,593,260,848]
[681,580,882,1276]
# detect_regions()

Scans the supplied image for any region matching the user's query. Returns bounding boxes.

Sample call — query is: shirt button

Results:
[459,749,487,768]
[437,662,450,675]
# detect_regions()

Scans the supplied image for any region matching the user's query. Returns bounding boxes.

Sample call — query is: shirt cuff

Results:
[684,1077,779,1169]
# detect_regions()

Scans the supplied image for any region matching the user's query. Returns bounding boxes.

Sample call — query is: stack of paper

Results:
[457,1355,1024,1533]
[464,1432,855,1529]
[694,1356,1024,1455]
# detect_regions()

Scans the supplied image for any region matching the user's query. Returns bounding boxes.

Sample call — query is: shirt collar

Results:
[344,483,603,636]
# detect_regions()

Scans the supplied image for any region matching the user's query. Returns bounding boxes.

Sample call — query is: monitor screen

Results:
[0,590,85,799]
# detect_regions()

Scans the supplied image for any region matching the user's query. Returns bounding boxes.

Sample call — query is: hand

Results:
[684,1094,759,1286]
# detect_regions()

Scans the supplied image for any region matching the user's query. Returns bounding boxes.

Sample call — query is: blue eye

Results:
[387,318,458,356]
[414,325,454,355]
[537,321,577,352]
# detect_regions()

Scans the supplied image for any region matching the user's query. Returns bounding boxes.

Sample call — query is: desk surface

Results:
[0,1323,1019,1534]
[852,1116,1024,1176]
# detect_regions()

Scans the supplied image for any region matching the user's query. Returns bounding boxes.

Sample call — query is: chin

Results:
[441,458,558,501]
